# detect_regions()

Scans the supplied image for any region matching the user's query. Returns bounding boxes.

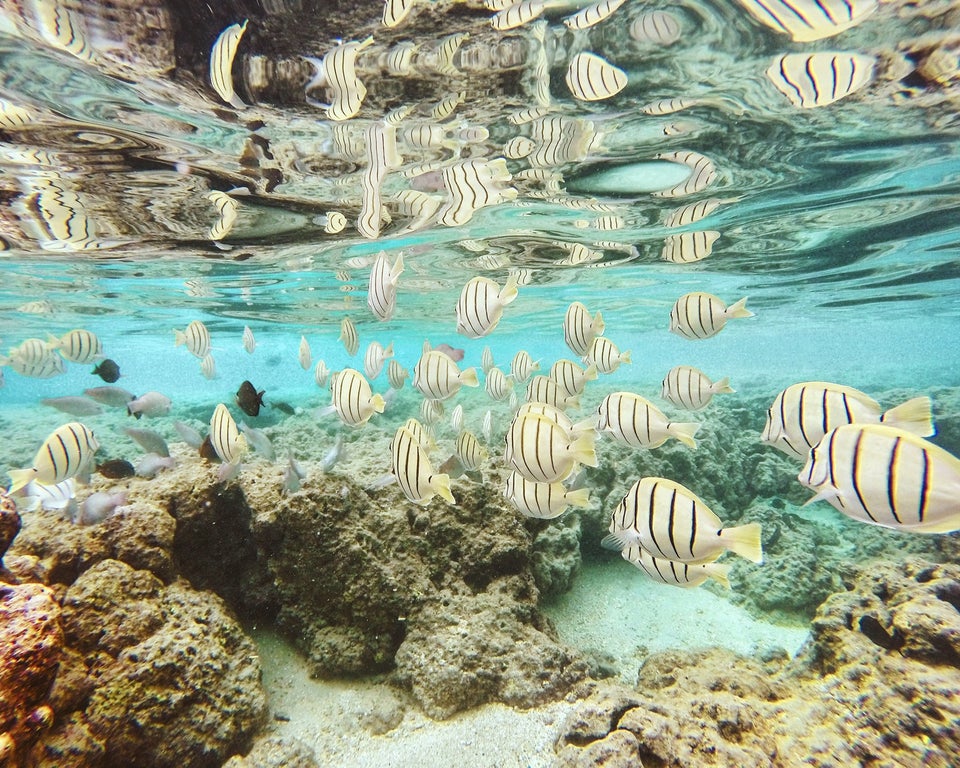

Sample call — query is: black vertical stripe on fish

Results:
[646,481,667,558]
[778,56,804,104]
[667,487,681,560]
[850,429,875,521]
[887,436,902,525]
[798,385,812,449]
[918,447,930,524]
[689,498,698,558]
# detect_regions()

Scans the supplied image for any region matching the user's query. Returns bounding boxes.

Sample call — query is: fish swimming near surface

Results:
[736,0,878,43]
[585,336,630,374]
[8,422,100,493]
[661,365,734,411]
[127,391,172,419]
[242,325,256,354]
[391,425,454,505]
[174,320,211,359]
[761,383,934,461]
[766,51,875,109]
[629,9,682,44]
[123,427,170,457]
[596,392,701,449]
[503,471,590,519]
[414,349,479,401]
[40,396,103,417]
[209,19,248,109]
[364,341,394,381]
[621,545,731,588]
[669,293,753,340]
[661,231,721,264]
[92,358,120,382]
[605,476,763,564]
[387,359,408,390]
[331,368,385,427]
[6,338,65,378]
[563,0,628,30]
[455,274,520,339]
[96,458,135,479]
[505,411,598,484]
[339,318,360,356]
[798,423,960,534]
[565,51,627,102]
[236,380,266,417]
[367,251,404,322]
[490,0,546,31]
[46,329,102,363]
[564,301,605,357]
[84,385,135,407]
[298,336,312,371]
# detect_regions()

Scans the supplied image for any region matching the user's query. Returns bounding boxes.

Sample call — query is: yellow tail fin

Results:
[713,376,735,394]
[620,350,632,365]
[669,421,701,449]
[726,297,753,319]
[7,467,37,494]
[173,329,186,347]
[500,272,519,306]
[460,367,479,387]
[571,433,599,468]
[564,486,591,509]
[882,396,934,438]
[706,562,731,589]
[432,473,454,504]
[722,522,763,563]
[583,363,598,382]
[371,393,386,414]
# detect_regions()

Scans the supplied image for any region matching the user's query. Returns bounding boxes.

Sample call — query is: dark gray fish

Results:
[96,458,135,479]
[272,400,296,415]
[92,358,121,382]
[236,380,266,417]
[124,427,170,457]
[199,434,221,462]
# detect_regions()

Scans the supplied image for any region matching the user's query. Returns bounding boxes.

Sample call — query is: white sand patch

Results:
[543,560,811,683]
[250,628,572,768]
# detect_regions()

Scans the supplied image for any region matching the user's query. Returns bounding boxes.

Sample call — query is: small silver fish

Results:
[124,427,170,457]
[127,391,172,419]
[75,491,127,525]
[321,433,346,472]
[40,396,103,417]
[240,422,276,461]
[136,453,177,479]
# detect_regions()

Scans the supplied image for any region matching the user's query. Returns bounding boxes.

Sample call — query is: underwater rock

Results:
[0,582,63,767]
[43,559,266,768]
[529,516,582,598]
[222,735,319,768]
[394,578,590,719]
[0,488,20,568]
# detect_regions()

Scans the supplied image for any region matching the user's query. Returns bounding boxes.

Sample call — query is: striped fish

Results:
[320,37,374,121]
[767,52,874,109]
[762,383,934,461]
[242,326,255,354]
[174,320,211,359]
[323,211,347,234]
[382,0,417,27]
[339,317,360,356]
[737,0,878,43]
[210,403,247,464]
[504,136,535,159]
[8,338,64,379]
[564,0,628,29]
[47,329,102,364]
[528,115,598,168]
[485,367,514,401]
[420,397,445,425]
[436,34,469,77]
[606,477,763,563]
[508,106,551,125]
[482,409,494,444]
[456,274,520,338]
[669,293,752,340]
[436,158,517,227]
[7,422,100,493]
[515,401,596,441]
[621,546,731,589]
[564,301,605,357]
[527,375,580,411]
[414,350,479,401]
[30,1,95,59]
[450,404,465,434]
[481,346,495,374]
[584,336,631,374]
[391,426,454,505]
[367,252,404,322]
[641,97,700,115]
[314,360,330,388]
[565,52,628,102]
[490,0,545,31]
[364,341,394,381]
[0,98,33,129]
[298,335,312,371]
[549,359,598,398]
[402,418,435,451]
[455,430,488,470]
[207,191,238,241]
[400,123,448,150]
[661,231,721,264]
[511,350,539,383]
[503,471,590,519]
[210,20,248,109]
[331,368,385,427]
[33,178,104,251]
[505,412,598,483]
[661,366,734,411]
[387,359,409,390]
[798,424,960,534]
[200,354,218,380]
[664,198,729,227]
[652,151,716,198]
[384,41,419,75]
[629,10,682,45]
[596,392,701,449]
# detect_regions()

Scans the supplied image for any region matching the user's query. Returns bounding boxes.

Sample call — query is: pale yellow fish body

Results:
[7,422,99,493]
[47,329,102,364]
[402,418,435,451]
[387,359,409,390]
[515,401,596,441]
[392,426,454,505]
[420,397,445,425]
[661,230,720,264]
[485,367,514,401]
[505,412,597,483]
[564,301,604,357]
[435,34,469,77]
[455,274,520,339]
[629,10,682,44]
[8,338,65,378]
[510,350,539,383]
[596,392,701,449]
[664,198,726,227]
[210,403,248,465]
[323,211,347,234]
[298,335,312,371]
[384,41,419,75]
[382,0,418,28]
[481,346,495,373]
[367,252,404,322]
[491,0,546,31]
[621,546,731,589]
[321,36,374,121]
[413,350,479,401]
[565,52,627,102]
[314,359,330,388]
[436,158,517,227]
[527,375,580,411]
[364,341,394,381]
[652,150,716,197]
[0,98,34,129]
[799,424,960,534]
[200,353,218,380]
[585,336,630,374]
[549,359,597,397]
[661,365,733,411]
[207,191,238,241]
[331,368,385,427]
[242,325,256,354]
[608,476,763,564]
[504,471,590,519]
[736,0,877,42]
[210,20,248,109]
[339,317,360,356]
[669,293,752,340]
[455,430,487,470]
[174,320,211,359]
[762,382,934,461]
[767,52,875,109]
[563,0,628,30]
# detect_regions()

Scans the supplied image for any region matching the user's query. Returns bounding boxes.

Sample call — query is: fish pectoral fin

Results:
[366,473,396,491]
[803,487,840,507]
[600,531,634,551]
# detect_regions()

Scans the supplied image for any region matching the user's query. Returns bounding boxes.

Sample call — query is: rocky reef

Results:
[554,559,960,767]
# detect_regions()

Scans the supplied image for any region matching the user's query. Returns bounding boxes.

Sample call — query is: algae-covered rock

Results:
[47,559,266,768]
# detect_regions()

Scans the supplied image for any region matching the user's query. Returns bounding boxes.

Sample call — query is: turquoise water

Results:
[1,0,959,764]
